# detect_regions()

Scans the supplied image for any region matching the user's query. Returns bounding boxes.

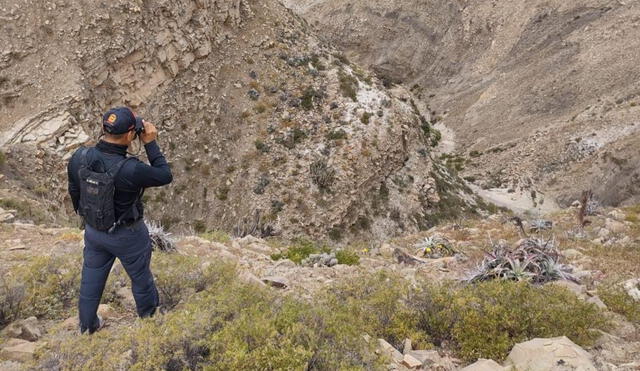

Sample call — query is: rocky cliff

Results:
[283,0,640,208]
[0,0,475,239]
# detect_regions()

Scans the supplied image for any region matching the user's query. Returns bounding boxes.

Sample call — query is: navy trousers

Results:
[79,221,159,333]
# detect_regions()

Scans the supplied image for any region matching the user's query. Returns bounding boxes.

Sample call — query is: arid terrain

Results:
[284,0,640,210]
[0,0,639,370]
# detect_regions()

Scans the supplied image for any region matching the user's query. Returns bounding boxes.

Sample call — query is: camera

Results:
[134,117,145,135]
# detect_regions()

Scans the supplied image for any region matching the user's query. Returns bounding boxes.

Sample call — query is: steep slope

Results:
[283,0,640,208]
[0,0,477,240]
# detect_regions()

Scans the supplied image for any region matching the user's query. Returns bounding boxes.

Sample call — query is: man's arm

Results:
[132,121,173,188]
[67,152,81,213]
[132,140,173,188]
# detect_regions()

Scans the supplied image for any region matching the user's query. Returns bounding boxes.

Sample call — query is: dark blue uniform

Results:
[67,140,172,333]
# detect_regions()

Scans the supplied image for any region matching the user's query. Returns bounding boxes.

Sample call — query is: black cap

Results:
[102,107,137,135]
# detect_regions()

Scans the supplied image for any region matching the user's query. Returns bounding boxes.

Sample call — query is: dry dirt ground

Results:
[1,205,639,369]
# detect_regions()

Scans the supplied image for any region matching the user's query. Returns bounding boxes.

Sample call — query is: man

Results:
[67,107,173,334]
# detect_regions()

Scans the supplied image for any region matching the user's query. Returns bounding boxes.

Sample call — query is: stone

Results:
[401,354,422,369]
[1,317,41,341]
[586,295,607,310]
[19,317,41,341]
[378,339,404,363]
[505,336,596,371]
[116,287,136,308]
[548,280,587,297]
[239,271,267,287]
[461,359,505,371]
[97,304,117,319]
[607,209,626,221]
[380,243,394,258]
[61,316,79,330]
[563,248,584,260]
[597,228,610,238]
[604,218,626,234]
[261,276,289,289]
[0,361,22,371]
[622,278,640,301]
[0,339,37,362]
[402,338,412,354]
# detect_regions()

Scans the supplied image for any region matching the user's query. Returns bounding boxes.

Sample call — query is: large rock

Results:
[461,359,505,371]
[505,336,596,371]
[0,339,37,362]
[622,278,640,301]
[604,218,627,234]
[0,317,42,342]
[378,339,403,363]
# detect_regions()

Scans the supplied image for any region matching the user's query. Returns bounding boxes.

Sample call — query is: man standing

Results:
[67,107,173,334]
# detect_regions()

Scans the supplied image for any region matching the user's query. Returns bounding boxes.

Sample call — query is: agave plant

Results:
[146,220,177,252]
[414,235,456,259]
[467,237,576,284]
[529,219,553,233]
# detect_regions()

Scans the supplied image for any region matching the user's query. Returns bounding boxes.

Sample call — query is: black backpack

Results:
[77,147,139,233]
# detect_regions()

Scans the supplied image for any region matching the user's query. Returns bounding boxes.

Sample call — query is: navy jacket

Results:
[67,140,172,224]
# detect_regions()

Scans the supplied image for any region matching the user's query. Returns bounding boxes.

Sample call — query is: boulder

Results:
[402,338,412,354]
[505,336,596,371]
[461,359,505,371]
[604,218,627,234]
[18,317,41,341]
[1,317,42,341]
[97,304,117,319]
[378,339,403,363]
[401,354,422,369]
[116,287,136,308]
[622,278,640,301]
[0,339,37,362]
[586,295,607,310]
[261,276,289,289]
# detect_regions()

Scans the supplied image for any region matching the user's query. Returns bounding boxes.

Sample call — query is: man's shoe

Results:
[79,315,105,335]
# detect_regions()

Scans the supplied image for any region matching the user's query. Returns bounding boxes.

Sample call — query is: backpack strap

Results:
[107,157,143,234]
[78,147,91,170]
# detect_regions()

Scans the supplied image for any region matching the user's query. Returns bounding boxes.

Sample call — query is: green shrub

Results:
[600,286,640,325]
[409,280,607,362]
[338,71,358,101]
[0,151,5,167]
[40,266,382,371]
[326,129,348,141]
[9,255,82,320]
[200,230,232,244]
[0,198,48,224]
[335,249,360,266]
[361,112,372,124]
[153,254,234,310]
[301,86,322,111]
[270,239,329,264]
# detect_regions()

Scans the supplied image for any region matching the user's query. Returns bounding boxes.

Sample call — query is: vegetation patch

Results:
[338,70,358,102]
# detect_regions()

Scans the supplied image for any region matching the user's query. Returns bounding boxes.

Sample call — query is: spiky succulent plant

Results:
[467,237,576,284]
[414,235,456,259]
[146,220,177,252]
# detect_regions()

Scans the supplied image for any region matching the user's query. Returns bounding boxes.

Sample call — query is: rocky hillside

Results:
[1,204,639,369]
[0,0,479,240]
[283,0,640,209]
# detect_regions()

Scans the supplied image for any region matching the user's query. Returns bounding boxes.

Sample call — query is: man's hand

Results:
[140,120,158,144]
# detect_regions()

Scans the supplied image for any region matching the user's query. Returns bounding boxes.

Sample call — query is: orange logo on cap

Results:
[107,114,117,124]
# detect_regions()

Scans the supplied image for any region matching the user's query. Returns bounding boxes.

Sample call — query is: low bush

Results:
[335,249,360,266]
[270,239,330,264]
[200,230,232,244]
[153,254,234,310]
[409,280,607,361]
[338,71,358,101]
[40,266,383,371]
[600,286,640,325]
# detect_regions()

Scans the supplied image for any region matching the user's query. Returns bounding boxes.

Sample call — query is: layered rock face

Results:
[284,0,640,207]
[0,0,474,239]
